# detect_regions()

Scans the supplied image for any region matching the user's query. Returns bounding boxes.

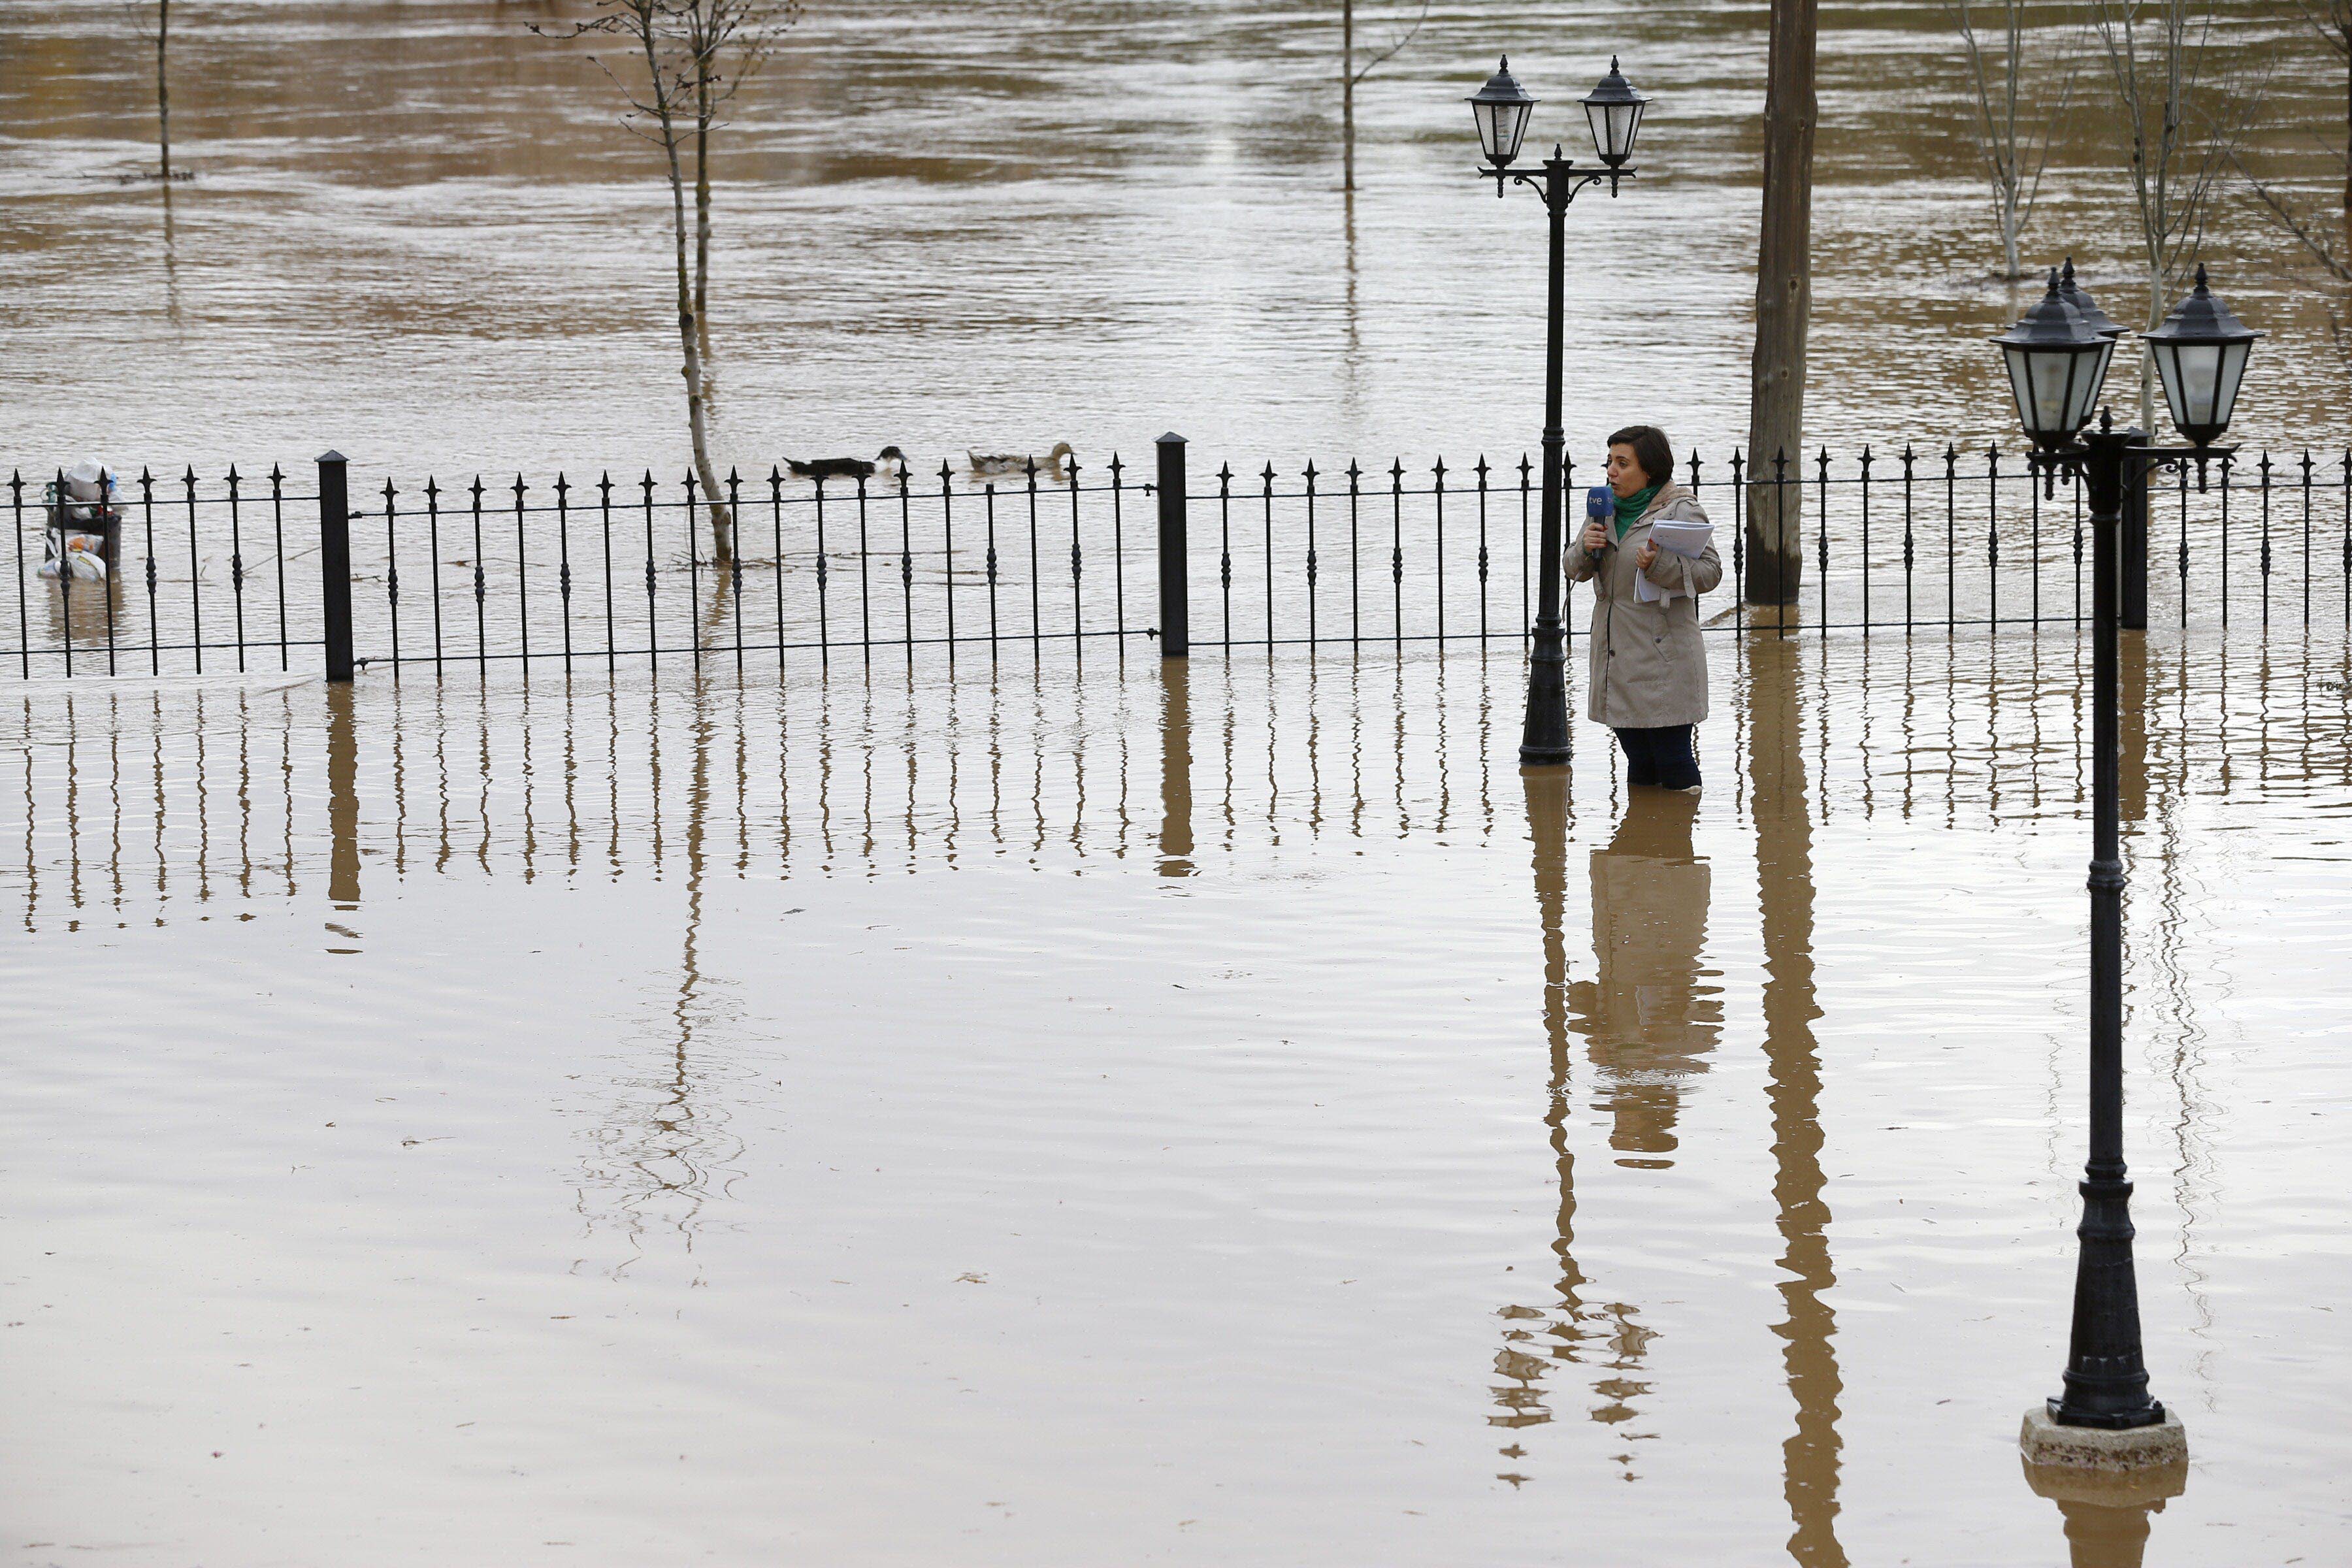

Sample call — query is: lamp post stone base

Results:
[2019,1406,2187,1473]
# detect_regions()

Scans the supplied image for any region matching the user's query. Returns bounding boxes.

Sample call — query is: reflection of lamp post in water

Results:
[1989,263,2261,1477]
[1465,56,1650,766]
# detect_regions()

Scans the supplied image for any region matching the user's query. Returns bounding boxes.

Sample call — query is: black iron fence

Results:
[9,463,323,677]
[9,439,2350,680]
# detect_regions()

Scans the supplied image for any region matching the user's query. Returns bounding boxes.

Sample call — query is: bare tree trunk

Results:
[693,34,717,387]
[156,0,171,180]
[1339,0,1424,193]
[1745,0,1818,607]
[1342,0,1355,193]
[1997,0,2022,280]
[642,27,734,563]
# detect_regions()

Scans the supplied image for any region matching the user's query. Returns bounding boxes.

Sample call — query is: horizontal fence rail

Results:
[8,443,2350,680]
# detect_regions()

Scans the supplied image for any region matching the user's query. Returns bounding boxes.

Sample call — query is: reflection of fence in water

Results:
[10,446,2351,678]
[9,634,2349,933]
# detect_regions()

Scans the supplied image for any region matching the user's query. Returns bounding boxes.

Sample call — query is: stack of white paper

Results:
[1634,519,1714,604]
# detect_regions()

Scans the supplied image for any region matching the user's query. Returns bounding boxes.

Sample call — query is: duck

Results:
[968,441,1074,480]
[787,445,907,483]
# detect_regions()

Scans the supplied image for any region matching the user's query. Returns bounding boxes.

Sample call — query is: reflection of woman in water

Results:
[1566,789,1721,1168]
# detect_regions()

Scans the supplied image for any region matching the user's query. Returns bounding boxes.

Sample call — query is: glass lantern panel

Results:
[2088,333,2126,425]
[2066,340,2112,432]
[1474,101,1505,162]
[2031,351,2085,438]
[1609,102,1644,161]
[2038,351,2084,438]
[2212,338,2251,430]
[2168,342,2223,429]
[1584,102,1642,163]
[1477,100,1530,165]
[2151,342,2188,434]
[1507,102,1533,161]
[2003,346,2045,436]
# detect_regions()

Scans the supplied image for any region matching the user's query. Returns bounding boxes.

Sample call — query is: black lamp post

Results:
[2053,257,2155,629]
[1468,55,1648,766]
[1993,263,2261,1460]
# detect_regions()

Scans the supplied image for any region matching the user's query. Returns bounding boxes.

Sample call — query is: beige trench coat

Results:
[1565,483,1722,728]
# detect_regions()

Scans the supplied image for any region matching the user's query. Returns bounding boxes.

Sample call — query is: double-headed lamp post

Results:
[1991,262,2261,1470]
[1467,56,1650,766]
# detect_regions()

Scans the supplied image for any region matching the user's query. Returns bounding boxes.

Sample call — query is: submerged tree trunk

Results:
[693,37,717,399]
[156,0,171,180]
[642,29,734,563]
[1745,0,1818,606]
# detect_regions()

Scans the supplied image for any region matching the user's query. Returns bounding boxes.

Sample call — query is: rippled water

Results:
[0,1,2345,480]
[5,629,2350,1563]
[7,3,2352,1560]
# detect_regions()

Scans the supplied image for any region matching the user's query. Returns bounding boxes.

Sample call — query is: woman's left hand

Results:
[1635,540,1659,572]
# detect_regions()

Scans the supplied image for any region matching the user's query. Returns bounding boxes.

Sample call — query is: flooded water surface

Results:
[5,631,2351,1563]
[1,1,2346,477]
[6,1,2352,1561]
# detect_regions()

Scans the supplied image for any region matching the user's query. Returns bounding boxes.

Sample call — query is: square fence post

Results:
[318,449,354,681]
[2120,437,2151,631]
[1156,433,1189,658]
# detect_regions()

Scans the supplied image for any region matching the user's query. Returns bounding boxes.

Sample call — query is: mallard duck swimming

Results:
[787,445,907,483]
[968,442,1074,479]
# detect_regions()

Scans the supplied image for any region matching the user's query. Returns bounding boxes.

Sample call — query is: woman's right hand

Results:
[1580,519,1609,555]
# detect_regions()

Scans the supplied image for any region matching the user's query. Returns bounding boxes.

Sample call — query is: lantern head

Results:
[1469,57,1536,169]
[2142,264,2261,449]
[1991,269,2112,451]
[1580,56,1648,168]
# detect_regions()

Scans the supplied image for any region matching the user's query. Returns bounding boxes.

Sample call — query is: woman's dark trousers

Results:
[1612,724,1700,790]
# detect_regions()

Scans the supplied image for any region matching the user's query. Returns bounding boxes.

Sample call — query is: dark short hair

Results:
[1607,425,1674,489]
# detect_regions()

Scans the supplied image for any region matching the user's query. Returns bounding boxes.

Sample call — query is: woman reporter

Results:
[1566,425,1722,794]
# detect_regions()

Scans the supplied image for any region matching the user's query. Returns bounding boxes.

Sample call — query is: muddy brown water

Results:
[5,629,2350,1563]
[5,2,2352,1561]
[0,1,2345,478]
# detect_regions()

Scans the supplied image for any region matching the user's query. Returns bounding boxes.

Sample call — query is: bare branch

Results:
[2290,0,2352,56]
[2232,150,2352,281]
[1348,0,1431,87]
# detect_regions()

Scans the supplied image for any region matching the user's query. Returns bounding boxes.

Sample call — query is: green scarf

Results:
[1613,482,1662,539]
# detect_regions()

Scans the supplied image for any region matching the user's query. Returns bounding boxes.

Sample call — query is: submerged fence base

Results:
[8,439,2348,681]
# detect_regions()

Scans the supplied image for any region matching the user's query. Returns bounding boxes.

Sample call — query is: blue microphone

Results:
[1584,485,1612,561]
